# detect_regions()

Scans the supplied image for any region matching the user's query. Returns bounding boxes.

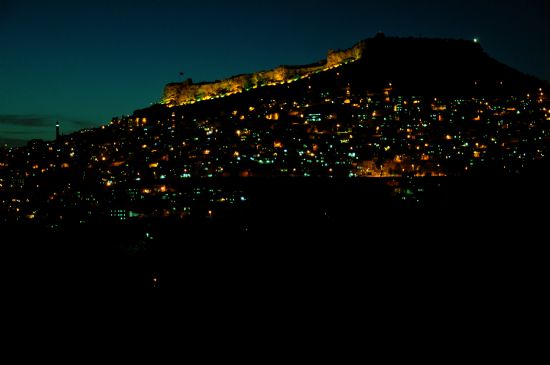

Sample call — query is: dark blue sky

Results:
[1,0,549,145]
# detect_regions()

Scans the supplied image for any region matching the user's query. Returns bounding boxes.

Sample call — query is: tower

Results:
[56,121,60,141]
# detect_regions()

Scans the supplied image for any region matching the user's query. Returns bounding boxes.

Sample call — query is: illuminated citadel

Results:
[162,40,366,106]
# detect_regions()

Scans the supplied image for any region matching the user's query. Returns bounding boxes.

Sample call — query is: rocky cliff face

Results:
[162,41,366,106]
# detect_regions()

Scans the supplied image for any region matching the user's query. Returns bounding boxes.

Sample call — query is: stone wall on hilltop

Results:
[162,41,366,106]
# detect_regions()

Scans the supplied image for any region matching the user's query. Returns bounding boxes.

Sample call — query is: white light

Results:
[473,38,478,43]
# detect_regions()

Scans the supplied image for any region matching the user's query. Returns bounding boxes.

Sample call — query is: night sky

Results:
[1,0,549,145]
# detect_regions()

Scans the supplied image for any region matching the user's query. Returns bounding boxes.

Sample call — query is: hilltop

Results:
[161,34,545,107]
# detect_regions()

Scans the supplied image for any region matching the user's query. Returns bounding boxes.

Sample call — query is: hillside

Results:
[1,34,548,227]
[1,34,549,288]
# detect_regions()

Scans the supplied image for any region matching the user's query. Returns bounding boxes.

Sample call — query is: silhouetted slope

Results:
[348,35,543,95]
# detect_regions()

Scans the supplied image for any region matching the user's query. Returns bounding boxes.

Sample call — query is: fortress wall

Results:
[163,41,366,106]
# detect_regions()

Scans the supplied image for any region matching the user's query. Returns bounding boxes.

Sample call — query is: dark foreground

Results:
[1,177,547,289]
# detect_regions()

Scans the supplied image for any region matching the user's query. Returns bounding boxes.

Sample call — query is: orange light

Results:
[266,113,279,121]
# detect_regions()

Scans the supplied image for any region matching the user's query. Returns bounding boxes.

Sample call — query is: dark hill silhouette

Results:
[347,36,543,96]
